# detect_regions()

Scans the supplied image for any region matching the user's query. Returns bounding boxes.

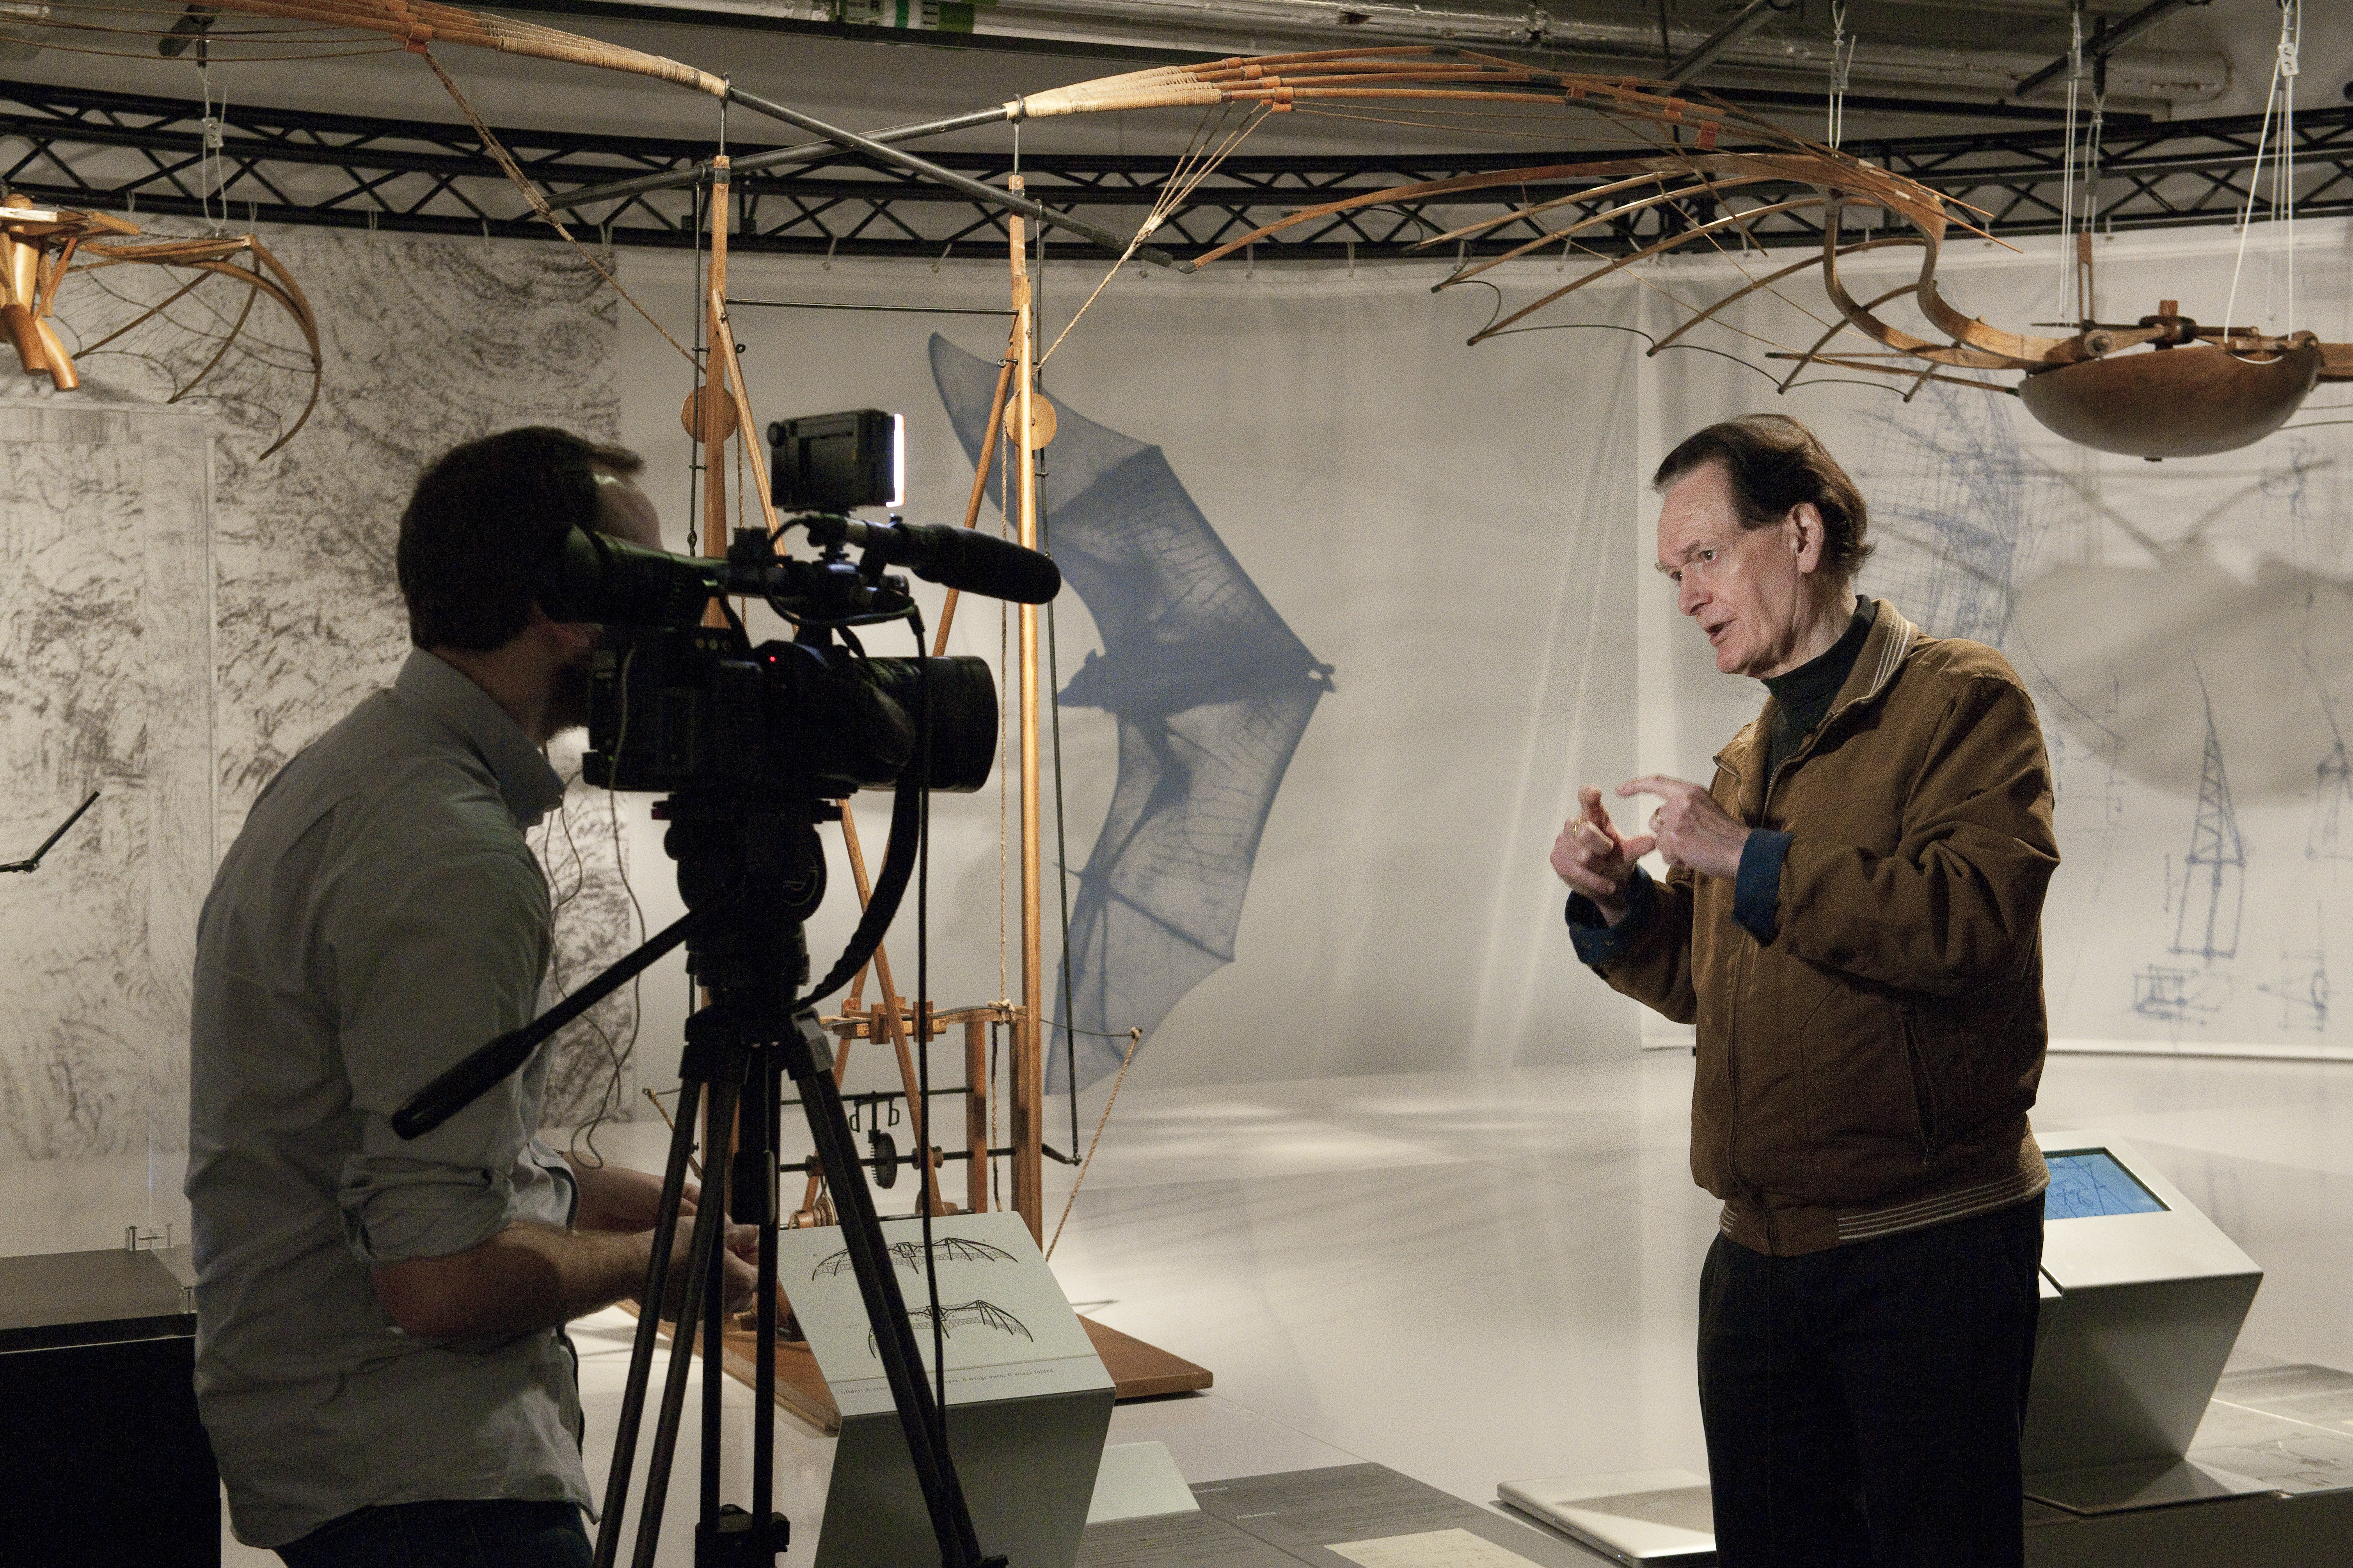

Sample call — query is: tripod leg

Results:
[749,1047,780,1535]
[701,1089,736,1524]
[630,1073,742,1568]
[593,1074,708,1568]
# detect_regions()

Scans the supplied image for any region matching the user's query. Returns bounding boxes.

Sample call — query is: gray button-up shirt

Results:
[187,649,584,1548]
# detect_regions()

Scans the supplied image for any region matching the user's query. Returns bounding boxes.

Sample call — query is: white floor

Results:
[7,1050,2348,1564]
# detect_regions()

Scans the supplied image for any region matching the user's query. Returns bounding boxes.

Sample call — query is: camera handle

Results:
[590,792,1003,1568]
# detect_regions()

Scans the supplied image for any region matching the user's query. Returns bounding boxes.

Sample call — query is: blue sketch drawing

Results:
[2257,906,2328,1032]
[2309,704,2353,861]
[930,336,1334,1092]
[2172,683,2245,962]
[1854,385,2051,647]
[2260,949,2329,1032]
[2044,1152,2167,1219]
[2133,964,2225,1023]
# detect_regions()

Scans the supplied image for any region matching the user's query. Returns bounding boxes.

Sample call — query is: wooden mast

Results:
[1008,176,1046,1242]
[700,155,729,587]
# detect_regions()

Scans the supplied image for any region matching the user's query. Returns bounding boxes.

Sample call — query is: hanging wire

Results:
[2057,3,2083,319]
[1045,1029,1142,1261]
[419,51,696,368]
[2223,0,2301,353]
[1826,1,1856,151]
[1038,103,1269,369]
[195,44,227,235]
[2280,0,2299,337]
[2085,93,2105,248]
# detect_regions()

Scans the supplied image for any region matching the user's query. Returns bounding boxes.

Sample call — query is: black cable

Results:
[1030,241,1083,1150]
[1042,473,1081,1149]
[798,766,922,1007]
[912,614,949,1431]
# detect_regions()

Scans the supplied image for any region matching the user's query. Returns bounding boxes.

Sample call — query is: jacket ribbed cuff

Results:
[1566,863,1657,967]
[1734,829,1793,944]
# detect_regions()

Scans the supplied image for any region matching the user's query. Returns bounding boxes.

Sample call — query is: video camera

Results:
[527,409,1058,800]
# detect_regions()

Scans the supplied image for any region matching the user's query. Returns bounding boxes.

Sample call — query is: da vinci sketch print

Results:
[2173,685,2246,964]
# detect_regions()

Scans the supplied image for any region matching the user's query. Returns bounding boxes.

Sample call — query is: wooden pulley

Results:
[680,380,738,445]
[2018,340,2324,460]
[1003,391,1057,449]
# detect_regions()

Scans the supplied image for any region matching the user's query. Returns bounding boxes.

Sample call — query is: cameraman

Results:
[187,428,757,1566]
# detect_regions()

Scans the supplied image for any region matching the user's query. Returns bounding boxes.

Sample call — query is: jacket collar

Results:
[392,648,568,830]
[1716,598,1919,817]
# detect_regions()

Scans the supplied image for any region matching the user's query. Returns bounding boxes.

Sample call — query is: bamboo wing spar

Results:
[171,0,726,95]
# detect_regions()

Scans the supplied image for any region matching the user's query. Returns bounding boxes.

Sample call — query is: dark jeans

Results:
[277,1500,593,1568]
[1698,1199,2044,1568]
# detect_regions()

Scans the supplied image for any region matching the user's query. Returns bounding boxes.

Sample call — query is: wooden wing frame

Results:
[1008,46,2350,391]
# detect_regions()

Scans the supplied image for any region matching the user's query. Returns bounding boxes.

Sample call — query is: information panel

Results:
[2045,1149,2169,1219]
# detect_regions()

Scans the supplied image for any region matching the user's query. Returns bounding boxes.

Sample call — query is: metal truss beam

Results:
[1,80,2347,266]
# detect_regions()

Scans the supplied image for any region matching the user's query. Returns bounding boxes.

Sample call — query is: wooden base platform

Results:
[709,1315,1213,1435]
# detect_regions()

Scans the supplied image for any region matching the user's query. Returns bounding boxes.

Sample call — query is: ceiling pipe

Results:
[645,0,2230,105]
[1664,0,1801,88]
[2010,0,2212,101]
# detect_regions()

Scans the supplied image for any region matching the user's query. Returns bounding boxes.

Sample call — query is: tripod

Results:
[397,778,1003,1568]
[598,789,998,1568]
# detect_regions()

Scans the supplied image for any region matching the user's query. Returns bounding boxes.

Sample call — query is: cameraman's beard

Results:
[547,651,595,737]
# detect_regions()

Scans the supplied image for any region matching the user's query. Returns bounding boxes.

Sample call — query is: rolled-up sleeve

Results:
[324,828,553,1266]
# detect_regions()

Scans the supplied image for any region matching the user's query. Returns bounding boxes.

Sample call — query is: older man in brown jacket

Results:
[1552,415,2059,1568]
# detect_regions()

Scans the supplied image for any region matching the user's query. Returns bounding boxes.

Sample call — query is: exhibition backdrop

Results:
[2,213,2347,1178]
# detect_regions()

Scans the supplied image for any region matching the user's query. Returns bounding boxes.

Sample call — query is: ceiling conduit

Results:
[626,0,2230,109]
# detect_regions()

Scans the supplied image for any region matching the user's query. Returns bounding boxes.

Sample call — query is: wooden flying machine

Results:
[663,152,1208,1428]
[0,193,321,455]
[28,2,2336,458]
[1011,49,2350,462]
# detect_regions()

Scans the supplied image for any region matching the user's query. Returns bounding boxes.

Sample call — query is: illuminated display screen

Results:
[2044,1150,2169,1219]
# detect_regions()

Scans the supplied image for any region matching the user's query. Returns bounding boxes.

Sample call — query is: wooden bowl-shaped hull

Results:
[2018,343,2322,459]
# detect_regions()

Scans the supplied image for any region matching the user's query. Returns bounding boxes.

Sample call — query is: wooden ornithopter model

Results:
[0,193,321,456]
[1009,48,2349,461]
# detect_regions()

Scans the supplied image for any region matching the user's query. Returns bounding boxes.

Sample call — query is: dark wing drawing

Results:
[929,336,1334,1091]
[812,1236,1018,1278]
[867,1298,1034,1358]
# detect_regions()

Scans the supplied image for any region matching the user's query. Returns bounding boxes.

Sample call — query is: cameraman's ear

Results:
[529,602,600,648]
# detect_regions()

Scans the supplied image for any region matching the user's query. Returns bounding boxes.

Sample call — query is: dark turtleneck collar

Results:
[1761,596,1877,779]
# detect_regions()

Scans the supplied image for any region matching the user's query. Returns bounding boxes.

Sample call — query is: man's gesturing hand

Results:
[1550,786,1658,927]
[1620,775,1750,880]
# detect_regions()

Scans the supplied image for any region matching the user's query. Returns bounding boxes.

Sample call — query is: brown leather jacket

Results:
[1591,601,2059,1255]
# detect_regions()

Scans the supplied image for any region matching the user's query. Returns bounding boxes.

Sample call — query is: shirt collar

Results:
[393,648,568,830]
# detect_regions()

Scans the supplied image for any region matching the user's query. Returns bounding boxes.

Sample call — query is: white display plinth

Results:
[2024,1131,2265,1514]
[777,1211,1114,1568]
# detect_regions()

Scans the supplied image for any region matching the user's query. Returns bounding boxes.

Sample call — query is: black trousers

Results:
[276,1499,593,1568]
[1697,1199,2044,1568]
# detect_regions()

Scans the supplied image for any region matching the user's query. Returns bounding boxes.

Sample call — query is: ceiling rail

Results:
[0,80,2344,263]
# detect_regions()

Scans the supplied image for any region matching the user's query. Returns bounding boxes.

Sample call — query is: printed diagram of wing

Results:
[866,1299,1033,1359]
[931,336,1334,1091]
[812,1237,1019,1278]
